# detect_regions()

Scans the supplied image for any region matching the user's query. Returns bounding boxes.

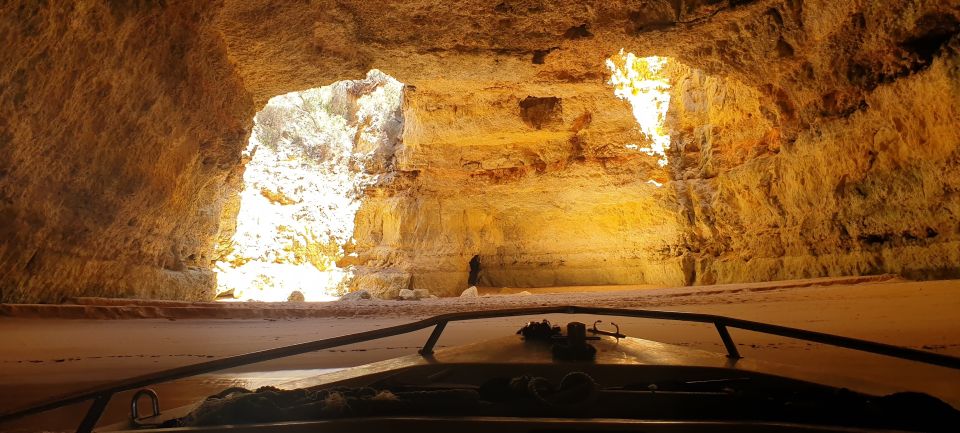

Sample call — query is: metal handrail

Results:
[2,305,958,433]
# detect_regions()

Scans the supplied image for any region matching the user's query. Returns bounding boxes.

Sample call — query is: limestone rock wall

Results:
[2,0,959,302]
[349,81,686,297]
[652,0,960,284]
[348,0,960,297]
[0,1,253,303]
[676,55,960,284]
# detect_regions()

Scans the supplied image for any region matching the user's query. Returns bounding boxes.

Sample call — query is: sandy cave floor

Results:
[1,276,959,431]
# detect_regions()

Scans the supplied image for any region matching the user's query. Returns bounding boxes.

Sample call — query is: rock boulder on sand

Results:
[287,291,305,302]
[339,290,372,301]
[398,288,432,300]
[460,286,479,298]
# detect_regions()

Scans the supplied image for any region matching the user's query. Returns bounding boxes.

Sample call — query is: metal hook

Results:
[130,388,161,426]
[589,320,626,340]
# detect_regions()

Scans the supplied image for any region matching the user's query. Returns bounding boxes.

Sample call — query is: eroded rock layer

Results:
[1,0,958,302]
[348,76,682,297]
[1,2,253,303]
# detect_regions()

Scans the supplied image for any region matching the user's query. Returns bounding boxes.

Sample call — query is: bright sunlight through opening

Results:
[606,50,672,168]
[215,71,403,302]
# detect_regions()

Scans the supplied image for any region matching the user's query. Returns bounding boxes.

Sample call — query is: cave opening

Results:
[207,52,780,300]
[213,70,404,302]
[606,50,673,168]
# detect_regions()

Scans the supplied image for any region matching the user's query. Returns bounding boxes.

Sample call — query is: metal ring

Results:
[130,388,160,423]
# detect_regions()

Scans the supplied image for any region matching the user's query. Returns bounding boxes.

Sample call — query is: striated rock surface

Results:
[2,0,959,302]
[669,56,960,285]
[348,76,681,297]
[1,2,253,303]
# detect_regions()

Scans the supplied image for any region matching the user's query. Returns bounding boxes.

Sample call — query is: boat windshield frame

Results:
[3,305,959,433]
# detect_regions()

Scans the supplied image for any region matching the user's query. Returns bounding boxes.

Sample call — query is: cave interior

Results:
[1,0,960,303]
[4,2,960,431]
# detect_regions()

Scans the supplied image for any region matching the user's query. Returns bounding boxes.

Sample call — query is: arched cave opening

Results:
[214,70,404,302]
[307,52,783,299]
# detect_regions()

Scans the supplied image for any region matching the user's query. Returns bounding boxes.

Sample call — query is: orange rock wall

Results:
[0,2,253,302]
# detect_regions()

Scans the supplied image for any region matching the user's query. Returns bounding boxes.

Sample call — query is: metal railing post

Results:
[714,323,742,359]
[76,392,112,433]
[419,321,448,356]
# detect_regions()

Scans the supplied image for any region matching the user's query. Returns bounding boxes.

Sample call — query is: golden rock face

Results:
[1,1,959,302]
[0,2,253,303]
